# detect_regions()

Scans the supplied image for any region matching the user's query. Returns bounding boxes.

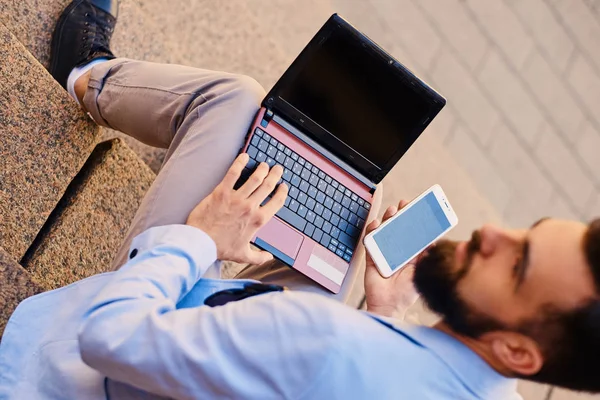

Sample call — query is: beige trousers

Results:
[83,58,381,304]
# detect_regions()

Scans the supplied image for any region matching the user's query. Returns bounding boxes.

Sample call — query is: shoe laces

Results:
[80,11,114,56]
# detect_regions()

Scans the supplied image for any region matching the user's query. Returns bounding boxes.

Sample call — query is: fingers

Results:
[398,199,409,209]
[221,153,249,189]
[261,182,288,216]
[383,205,398,220]
[248,165,284,204]
[244,247,274,265]
[237,162,269,197]
[365,218,381,235]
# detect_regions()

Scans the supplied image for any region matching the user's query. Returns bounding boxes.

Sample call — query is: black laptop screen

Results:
[277,27,432,168]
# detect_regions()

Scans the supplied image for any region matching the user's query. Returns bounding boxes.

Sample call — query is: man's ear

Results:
[480,331,544,376]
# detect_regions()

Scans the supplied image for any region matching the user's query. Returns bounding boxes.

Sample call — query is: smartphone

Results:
[363,185,458,278]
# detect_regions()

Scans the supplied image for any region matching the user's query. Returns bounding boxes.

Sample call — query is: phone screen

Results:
[373,192,451,271]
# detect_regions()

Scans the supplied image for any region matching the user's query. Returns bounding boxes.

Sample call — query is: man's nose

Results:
[478,224,524,256]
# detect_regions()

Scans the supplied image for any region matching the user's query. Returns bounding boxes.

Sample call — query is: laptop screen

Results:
[277,26,433,169]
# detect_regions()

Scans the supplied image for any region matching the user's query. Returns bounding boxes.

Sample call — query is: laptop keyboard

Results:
[236,127,371,262]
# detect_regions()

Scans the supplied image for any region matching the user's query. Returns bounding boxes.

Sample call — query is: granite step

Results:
[0,21,100,260]
[20,138,155,290]
[0,247,45,339]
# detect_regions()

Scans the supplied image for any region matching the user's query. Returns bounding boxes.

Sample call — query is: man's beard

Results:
[413,231,503,337]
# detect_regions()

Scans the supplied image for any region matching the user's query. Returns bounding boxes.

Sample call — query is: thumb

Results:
[245,247,274,265]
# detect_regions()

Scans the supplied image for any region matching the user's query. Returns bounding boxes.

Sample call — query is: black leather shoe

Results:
[49,0,119,89]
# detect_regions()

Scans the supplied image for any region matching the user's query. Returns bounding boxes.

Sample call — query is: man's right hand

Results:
[186,153,288,264]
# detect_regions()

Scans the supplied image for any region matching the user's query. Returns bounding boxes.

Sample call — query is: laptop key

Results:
[349,213,359,226]
[289,199,300,212]
[284,147,291,156]
[320,234,331,248]
[332,203,342,216]
[277,143,285,152]
[358,206,369,220]
[284,196,290,207]
[316,192,326,203]
[247,159,257,169]
[314,203,324,216]
[298,205,308,218]
[304,223,315,237]
[309,174,319,186]
[266,157,276,168]
[306,198,316,210]
[291,153,299,161]
[283,168,293,182]
[292,162,303,175]
[312,228,323,243]
[351,193,358,202]
[307,187,318,199]
[328,243,337,253]
[298,192,308,205]
[357,197,365,206]
[343,253,351,262]
[254,128,264,137]
[275,151,286,164]
[251,135,260,146]
[338,220,348,233]
[301,168,311,181]
[291,175,301,187]
[330,227,340,240]
[323,222,332,234]
[269,137,278,146]
[322,209,332,221]
[305,161,313,170]
[298,157,305,166]
[324,197,334,210]
[314,216,324,229]
[258,139,269,152]
[284,157,294,169]
[330,214,340,227]
[345,189,352,197]
[341,196,351,208]
[267,145,277,158]
[364,202,371,210]
[311,166,320,175]
[318,171,326,179]
[306,210,316,223]
[340,208,350,220]
[331,180,339,189]
[299,180,310,193]
[336,248,345,258]
[338,231,355,249]
[346,224,360,239]
[247,145,258,158]
[325,176,332,184]
[256,151,267,163]
[288,187,299,199]
[276,206,306,232]
[333,190,343,203]
[262,132,271,141]
[317,179,327,192]
[349,201,359,213]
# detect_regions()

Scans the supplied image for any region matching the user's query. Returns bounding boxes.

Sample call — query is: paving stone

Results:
[21,139,155,290]
[446,125,512,213]
[463,0,535,68]
[507,0,575,73]
[431,47,499,145]
[584,192,600,221]
[568,55,600,126]
[522,52,585,142]
[0,22,99,261]
[535,125,595,212]
[575,121,600,185]
[426,106,457,144]
[0,247,45,340]
[547,0,600,73]
[488,123,554,213]
[364,0,442,71]
[416,0,489,72]
[479,50,545,145]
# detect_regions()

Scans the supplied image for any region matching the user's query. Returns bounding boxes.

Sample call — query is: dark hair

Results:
[520,218,600,392]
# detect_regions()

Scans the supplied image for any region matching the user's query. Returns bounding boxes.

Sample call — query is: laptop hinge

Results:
[271,112,377,193]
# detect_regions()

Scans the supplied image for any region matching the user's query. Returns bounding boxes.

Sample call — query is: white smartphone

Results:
[363,184,458,278]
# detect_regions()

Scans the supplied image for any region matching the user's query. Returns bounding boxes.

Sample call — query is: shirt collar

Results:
[368,314,519,399]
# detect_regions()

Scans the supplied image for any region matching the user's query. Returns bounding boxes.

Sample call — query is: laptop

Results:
[237,14,446,293]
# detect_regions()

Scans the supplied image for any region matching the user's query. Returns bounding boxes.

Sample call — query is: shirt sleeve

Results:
[78,224,340,400]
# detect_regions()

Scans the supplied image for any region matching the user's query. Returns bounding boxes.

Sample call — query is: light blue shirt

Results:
[0,225,521,399]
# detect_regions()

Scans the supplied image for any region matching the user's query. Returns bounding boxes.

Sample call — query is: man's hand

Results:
[187,153,288,264]
[364,199,422,319]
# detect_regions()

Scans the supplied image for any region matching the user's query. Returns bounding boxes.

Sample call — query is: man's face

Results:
[414,219,596,334]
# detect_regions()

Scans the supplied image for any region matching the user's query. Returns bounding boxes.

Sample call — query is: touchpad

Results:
[254,218,304,266]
